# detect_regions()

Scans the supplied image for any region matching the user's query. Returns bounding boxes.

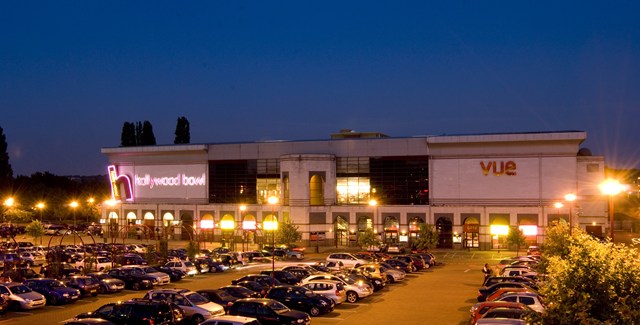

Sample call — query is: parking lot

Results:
[0,237,508,325]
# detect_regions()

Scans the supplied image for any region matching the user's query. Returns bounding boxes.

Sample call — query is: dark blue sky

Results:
[2,2,639,176]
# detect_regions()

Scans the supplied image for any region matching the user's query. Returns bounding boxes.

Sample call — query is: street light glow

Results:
[599,179,626,196]
[3,197,14,207]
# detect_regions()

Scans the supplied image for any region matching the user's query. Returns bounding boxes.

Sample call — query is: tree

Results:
[357,228,380,251]
[141,121,156,145]
[412,224,440,251]
[120,122,136,147]
[530,228,640,324]
[174,116,191,144]
[25,220,46,245]
[276,220,302,246]
[0,126,12,192]
[506,226,528,256]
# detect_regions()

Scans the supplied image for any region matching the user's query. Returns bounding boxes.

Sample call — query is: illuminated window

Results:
[310,174,324,206]
[518,225,538,236]
[490,225,509,235]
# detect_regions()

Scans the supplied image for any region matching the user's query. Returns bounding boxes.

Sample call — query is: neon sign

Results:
[480,161,517,176]
[135,173,206,189]
[108,165,134,202]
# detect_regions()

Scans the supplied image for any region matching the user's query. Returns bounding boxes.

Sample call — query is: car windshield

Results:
[79,278,99,285]
[144,267,160,273]
[267,300,290,313]
[9,285,32,294]
[185,292,209,305]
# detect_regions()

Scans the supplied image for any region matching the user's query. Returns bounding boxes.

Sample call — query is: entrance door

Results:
[335,216,349,247]
[436,217,453,248]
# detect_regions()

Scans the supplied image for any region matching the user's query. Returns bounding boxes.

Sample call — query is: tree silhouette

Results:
[120,122,136,146]
[0,126,12,192]
[141,121,156,145]
[174,116,191,144]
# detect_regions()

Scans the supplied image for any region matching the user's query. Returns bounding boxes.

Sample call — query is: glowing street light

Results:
[69,200,79,245]
[599,179,627,242]
[267,196,279,276]
[36,202,45,222]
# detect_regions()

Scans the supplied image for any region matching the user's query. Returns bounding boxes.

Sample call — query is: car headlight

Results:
[24,298,32,302]
[63,293,69,297]
[142,280,150,284]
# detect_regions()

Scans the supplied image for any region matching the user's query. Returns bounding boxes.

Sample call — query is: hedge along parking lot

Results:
[306,250,509,325]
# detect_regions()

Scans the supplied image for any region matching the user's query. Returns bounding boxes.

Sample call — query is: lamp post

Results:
[564,193,577,235]
[87,197,95,224]
[369,199,378,242]
[267,196,279,276]
[599,179,626,242]
[239,205,246,251]
[69,201,79,245]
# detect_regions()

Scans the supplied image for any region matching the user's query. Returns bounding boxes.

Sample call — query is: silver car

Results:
[302,280,347,304]
[144,288,225,324]
[0,282,47,310]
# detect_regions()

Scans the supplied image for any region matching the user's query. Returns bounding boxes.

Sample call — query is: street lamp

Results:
[3,197,14,226]
[69,201,79,245]
[599,179,626,242]
[564,193,577,235]
[266,196,279,276]
[239,205,247,251]
[36,202,45,222]
[87,197,95,224]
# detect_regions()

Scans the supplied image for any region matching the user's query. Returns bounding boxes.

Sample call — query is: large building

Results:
[101,130,608,250]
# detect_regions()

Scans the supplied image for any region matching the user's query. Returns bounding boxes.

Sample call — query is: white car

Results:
[301,274,372,303]
[75,256,113,272]
[302,280,347,304]
[20,252,46,266]
[326,253,368,268]
[144,288,225,324]
[495,292,546,313]
[0,282,47,310]
[165,261,198,276]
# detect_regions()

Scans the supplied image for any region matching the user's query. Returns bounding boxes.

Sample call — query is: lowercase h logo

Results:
[108,165,134,201]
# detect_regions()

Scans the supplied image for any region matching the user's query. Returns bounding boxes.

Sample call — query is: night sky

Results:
[2,2,639,176]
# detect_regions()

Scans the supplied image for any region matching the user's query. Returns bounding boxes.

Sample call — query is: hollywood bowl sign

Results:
[135,173,206,189]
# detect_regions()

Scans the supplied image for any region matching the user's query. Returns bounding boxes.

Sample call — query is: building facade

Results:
[101,130,607,250]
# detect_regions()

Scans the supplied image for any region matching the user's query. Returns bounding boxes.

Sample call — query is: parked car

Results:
[1,266,40,282]
[65,275,101,297]
[478,282,536,302]
[326,253,368,268]
[259,270,301,285]
[386,243,407,254]
[232,274,282,289]
[265,285,334,316]
[164,261,198,276]
[200,315,261,325]
[218,285,262,299]
[106,267,154,291]
[380,258,413,273]
[122,265,171,286]
[0,295,8,314]
[234,281,269,297]
[153,265,186,282]
[144,288,225,324]
[483,276,537,288]
[197,289,239,312]
[40,262,81,279]
[470,301,529,325]
[72,298,185,324]
[301,274,372,303]
[228,298,311,325]
[495,292,546,313]
[20,252,46,266]
[75,257,113,272]
[478,306,528,322]
[24,278,81,305]
[87,272,125,294]
[0,282,47,310]
[301,280,347,305]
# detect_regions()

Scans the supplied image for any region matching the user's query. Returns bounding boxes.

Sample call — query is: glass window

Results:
[521,297,535,305]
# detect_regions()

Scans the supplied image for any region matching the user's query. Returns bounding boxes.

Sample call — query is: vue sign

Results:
[480,161,517,176]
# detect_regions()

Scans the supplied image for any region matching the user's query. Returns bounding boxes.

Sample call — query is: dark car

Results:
[381,258,413,273]
[228,298,310,325]
[65,275,101,297]
[338,270,383,292]
[235,281,269,297]
[114,253,148,266]
[1,266,41,282]
[259,270,301,285]
[0,295,8,314]
[197,289,239,312]
[40,262,81,279]
[266,285,334,316]
[153,265,186,282]
[24,278,81,305]
[232,274,282,289]
[393,255,423,271]
[87,272,126,294]
[63,319,117,325]
[73,298,186,324]
[483,276,537,288]
[218,285,262,299]
[478,282,536,302]
[107,268,154,291]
